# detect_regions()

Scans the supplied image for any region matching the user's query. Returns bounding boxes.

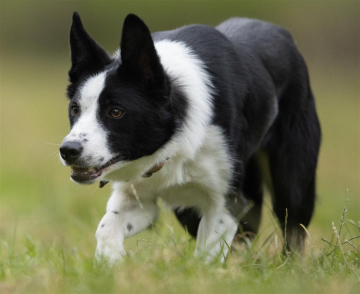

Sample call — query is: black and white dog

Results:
[60,12,321,263]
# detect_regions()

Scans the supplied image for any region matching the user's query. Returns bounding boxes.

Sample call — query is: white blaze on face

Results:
[62,72,114,167]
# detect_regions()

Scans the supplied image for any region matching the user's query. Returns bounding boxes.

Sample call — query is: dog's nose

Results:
[59,141,83,163]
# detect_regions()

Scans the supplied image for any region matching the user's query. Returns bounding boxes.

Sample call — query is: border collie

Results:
[60,12,321,263]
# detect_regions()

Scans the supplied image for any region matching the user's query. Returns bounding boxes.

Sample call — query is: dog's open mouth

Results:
[71,166,102,183]
[70,155,123,184]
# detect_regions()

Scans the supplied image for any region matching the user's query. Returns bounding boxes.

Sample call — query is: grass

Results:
[1,31,359,293]
[0,197,359,294]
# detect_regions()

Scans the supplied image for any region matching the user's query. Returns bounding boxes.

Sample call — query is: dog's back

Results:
[217,17,302,95]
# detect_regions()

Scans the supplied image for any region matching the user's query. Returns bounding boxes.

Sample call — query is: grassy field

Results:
[0,203,359,294]
[1,52,359,294]
[1,1,359,292]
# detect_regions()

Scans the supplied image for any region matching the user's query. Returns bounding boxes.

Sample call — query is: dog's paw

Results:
[95,243,126,265]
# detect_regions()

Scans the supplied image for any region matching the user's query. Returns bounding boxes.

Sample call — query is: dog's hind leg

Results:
[95,189,158,264]
[236,155,263,242]
[263,88,321,254]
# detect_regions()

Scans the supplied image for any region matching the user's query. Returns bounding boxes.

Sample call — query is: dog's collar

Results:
[99,158,169,188]
[141,160,167,178]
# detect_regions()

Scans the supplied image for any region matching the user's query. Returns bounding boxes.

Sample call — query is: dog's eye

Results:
[71,105,80,116]
[109,108,123,118]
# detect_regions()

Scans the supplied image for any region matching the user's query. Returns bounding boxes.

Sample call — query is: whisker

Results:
[91,185,99,195]
[45,150,60,160]
[52,153,61,160]
[44,142,62,146]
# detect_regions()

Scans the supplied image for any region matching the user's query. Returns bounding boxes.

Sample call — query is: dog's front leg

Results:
[95,191,158,264]
[195,209,238,263]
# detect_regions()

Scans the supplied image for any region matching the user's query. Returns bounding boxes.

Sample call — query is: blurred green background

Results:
[0,0,359,272]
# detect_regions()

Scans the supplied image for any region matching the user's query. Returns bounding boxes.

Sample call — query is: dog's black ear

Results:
[119,14,165,87]
[69,12,111,84]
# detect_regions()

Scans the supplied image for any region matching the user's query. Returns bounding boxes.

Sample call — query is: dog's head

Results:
[60,13,177,184]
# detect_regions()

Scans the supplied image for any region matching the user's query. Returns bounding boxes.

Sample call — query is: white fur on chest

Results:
[113,125,233,214]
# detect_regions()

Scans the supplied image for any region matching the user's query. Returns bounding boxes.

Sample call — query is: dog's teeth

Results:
[71,166,97,174]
